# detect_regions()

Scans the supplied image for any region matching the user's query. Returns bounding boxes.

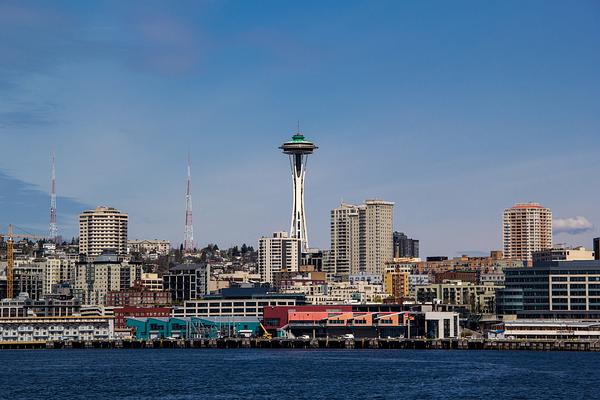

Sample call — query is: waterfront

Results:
[1,349,599,399]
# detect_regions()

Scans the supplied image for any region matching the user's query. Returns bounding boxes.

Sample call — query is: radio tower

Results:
[183,155,194,252]
[49,152,58,242]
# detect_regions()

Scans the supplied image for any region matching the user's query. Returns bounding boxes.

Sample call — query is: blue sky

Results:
[0,0,599,256]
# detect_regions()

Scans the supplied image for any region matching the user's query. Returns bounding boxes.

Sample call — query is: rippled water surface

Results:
[1,349,599,399]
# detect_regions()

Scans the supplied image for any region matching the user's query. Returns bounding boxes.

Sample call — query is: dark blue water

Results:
[0,349,598,399]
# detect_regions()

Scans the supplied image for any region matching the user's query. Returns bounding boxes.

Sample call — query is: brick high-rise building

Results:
[503,202,552,262]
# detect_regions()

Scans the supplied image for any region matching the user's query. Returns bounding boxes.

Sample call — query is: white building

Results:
[329,203,361,276]
[425,312,460,339]
[0,316,114,342]
[503,202,552,262]
[281,281,385,305]
[329,199,394,277]
[79,206,128,257]
[128,240,171,256]
[258,232,300,283]
[502,320,600,340]
[172,296,300,319]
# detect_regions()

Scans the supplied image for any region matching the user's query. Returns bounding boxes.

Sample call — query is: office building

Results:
[258,232,300,283]
[162,263,210,302]
[498,260,600,318]
[503,202,552,262]
[79,206,128,257]
[393,232,419,259]
[416,282,499,314]
[262,305,460,339]
[171,287,305,319]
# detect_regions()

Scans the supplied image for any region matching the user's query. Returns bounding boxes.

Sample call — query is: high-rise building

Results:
[280,132,317,252]
[502,202,552,262]
[364,200,394,275]
[594,238,600,261]
[393,231,419,259]
[258,232,300,283]
[79,206,128,257]
[330,203,361,276]
[329,199,394,276]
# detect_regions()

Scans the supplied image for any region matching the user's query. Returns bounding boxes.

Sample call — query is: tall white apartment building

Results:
[43,257,76,295]
[503,202,552,262]
[329,199,394,277]
[364,199,394,275]
[258,232,300,283]
[79,206,128,257]
[330,203,361,276]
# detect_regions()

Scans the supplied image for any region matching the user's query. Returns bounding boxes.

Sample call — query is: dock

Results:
[1,337,600,351]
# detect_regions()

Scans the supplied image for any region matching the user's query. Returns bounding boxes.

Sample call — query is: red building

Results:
[113,306,172,329]
[262,305,352,332]
[106,285,171,307]
[432,271,478,284]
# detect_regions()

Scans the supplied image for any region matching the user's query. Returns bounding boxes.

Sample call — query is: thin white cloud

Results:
[554,216,593,235]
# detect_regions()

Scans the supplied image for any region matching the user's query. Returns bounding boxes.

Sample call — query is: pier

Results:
[1,338,600,351]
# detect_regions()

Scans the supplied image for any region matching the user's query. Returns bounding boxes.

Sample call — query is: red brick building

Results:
[113,306,172,329]
[106,285,171,307]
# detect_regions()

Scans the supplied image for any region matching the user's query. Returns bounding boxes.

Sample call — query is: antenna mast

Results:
[49,152,58,242]
[184,154,194,252]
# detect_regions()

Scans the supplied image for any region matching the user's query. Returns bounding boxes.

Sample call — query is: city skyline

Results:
[1,1,599,256]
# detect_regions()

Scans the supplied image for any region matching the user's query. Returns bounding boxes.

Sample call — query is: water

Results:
[0,349,598,399]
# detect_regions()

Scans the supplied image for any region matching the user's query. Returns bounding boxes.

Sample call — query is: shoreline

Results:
[2,337,600,351]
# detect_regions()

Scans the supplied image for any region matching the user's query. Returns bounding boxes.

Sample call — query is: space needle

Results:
[280,130,318,252]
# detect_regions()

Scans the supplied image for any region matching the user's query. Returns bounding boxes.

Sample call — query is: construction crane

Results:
[0,224,45,299]
[259,322,273,340]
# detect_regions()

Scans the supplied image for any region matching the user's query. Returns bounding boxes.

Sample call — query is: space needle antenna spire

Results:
[279,126,318,252]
